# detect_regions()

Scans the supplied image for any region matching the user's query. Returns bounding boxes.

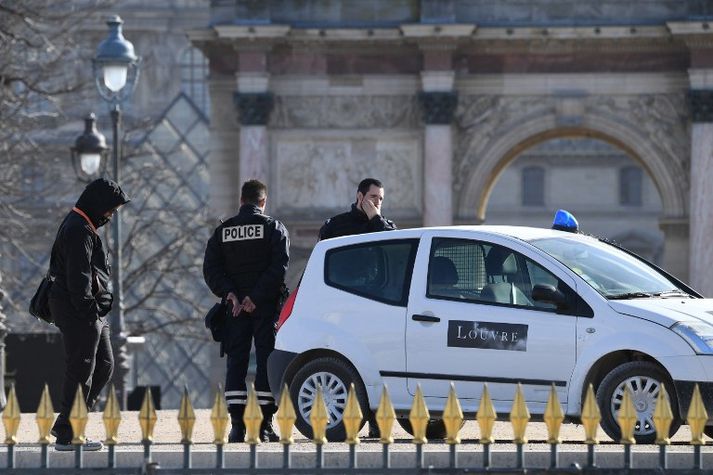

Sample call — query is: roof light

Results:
[552,209,579,233]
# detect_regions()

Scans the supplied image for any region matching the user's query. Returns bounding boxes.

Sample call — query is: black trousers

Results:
[50,303,114,443]
[223,305,276,425]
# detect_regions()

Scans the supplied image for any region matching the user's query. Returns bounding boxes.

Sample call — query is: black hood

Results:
[75,178,130,227]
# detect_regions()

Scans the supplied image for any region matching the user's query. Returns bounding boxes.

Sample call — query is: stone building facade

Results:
[191,0,713,295]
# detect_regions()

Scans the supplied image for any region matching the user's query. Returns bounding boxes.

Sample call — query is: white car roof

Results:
[317,225,585,247]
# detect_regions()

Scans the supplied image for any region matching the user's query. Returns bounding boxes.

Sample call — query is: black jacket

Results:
[49,179,130,322]
[319,203,396,240]
[203,204,289,304]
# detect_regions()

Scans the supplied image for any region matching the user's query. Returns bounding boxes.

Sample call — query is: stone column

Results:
[688,88,713,295]
[207,76,241,218]
[659,218,689,283]
[0,273,6,411]
[234,73,273,186]
[419,71,457,226]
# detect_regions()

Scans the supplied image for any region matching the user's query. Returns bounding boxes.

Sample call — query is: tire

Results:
[289,356,369,442]
[397,418,452,440]
[596,361,681,444]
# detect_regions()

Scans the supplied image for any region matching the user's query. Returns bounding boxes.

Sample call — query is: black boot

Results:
[367,413,381,438]
[228,418,245,443]
[260,418,279,442]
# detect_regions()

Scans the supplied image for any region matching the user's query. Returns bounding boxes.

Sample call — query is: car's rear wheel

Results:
[289,356,369,442]
[596,361,681,444]
[397,418,452,440]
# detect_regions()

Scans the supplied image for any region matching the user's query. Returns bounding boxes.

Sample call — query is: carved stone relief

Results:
[270,95,420,129]
[454,95,552,192]
[454,93,690,197]
[273,133,421,216]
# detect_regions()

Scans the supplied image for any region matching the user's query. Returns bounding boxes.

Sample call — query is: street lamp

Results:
[72,15,140,409]
[70,113,108,181]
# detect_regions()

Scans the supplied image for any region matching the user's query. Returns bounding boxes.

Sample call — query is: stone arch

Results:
[458,112,687,223]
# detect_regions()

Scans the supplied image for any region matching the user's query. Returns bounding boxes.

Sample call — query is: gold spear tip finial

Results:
[139,387,158,443]
[477,383,497,445]
[3,384,21,445]
[653,385,673,445]
[687,383,708,446]
[211,384,229,445]
[617,387,637,445]
[409,384,430,445]
[376,384,396,445]
[244,383,264,445]
[443,382,463,445]
[343,383,363,445]
[36,384,55,445]
[277,384,296,445]
[70,384,89,445]
[310,386,329,445]
[544,383,564,445]
[510,383,530,444]
[103,384,121,445]
[581,383,600,445]
[178,385,196,445]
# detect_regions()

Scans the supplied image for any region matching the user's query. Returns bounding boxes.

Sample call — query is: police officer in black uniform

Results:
[203,180,289,442]
[319,177,396,438]
[319,178,396,240]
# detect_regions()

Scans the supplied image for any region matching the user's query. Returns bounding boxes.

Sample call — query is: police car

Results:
[268,225,713,443]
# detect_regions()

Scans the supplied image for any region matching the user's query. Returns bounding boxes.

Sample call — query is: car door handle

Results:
[412,314,440,323]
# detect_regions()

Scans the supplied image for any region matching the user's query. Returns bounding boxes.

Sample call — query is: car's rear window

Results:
[324,239,418,306]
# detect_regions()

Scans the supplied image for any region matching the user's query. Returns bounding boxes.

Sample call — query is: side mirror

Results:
[532,284,568,311]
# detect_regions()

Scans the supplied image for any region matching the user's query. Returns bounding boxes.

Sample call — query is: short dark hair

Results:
[241,179,267,204]
[357,178,383,195]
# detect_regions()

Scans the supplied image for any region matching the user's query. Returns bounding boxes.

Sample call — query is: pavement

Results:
[2,410,713,469]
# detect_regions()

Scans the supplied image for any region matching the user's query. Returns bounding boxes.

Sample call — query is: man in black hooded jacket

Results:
[48,178,129,451]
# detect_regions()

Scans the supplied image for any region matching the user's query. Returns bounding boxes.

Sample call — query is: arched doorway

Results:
[456,116,688,280]
[486,137,664,264]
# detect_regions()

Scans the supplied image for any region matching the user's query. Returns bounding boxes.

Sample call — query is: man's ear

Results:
[258,197,267,208]
[356,191,364,202]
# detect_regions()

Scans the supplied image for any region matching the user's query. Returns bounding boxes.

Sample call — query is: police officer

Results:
[319,178,396,240]
[319,177,396,438]
[203,180,289,442]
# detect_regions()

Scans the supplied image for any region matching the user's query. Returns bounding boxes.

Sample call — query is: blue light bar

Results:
[552,209,579,233]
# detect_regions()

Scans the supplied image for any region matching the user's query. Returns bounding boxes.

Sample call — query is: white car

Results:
[267,226,712,443]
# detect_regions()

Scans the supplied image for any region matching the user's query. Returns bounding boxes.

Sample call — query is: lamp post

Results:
[71,15,139,409]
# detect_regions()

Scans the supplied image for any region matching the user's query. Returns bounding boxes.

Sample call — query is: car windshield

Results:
[529,236,687,299]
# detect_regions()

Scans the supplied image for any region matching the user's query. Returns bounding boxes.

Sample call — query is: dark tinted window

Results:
[619,166,642,206]
[325,239,417,306]
[522,166,545,206]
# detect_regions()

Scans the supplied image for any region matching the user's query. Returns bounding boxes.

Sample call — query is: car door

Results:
[405,231,581,410]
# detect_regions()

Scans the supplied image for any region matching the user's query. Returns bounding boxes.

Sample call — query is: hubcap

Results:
[297,372,348,429]
[610,375,662,436]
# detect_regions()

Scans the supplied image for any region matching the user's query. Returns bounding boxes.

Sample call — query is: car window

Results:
[325,239,418,306]
[428,238,569,312]
[530,236,682,298]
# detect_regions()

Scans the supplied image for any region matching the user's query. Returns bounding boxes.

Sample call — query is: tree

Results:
[0,2,217,408]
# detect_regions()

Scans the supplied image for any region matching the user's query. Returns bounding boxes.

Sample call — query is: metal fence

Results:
[1,380,710,473]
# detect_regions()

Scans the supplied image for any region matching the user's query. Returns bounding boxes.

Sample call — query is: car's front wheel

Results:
[289,356,369,441]
[596,361,681,444]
